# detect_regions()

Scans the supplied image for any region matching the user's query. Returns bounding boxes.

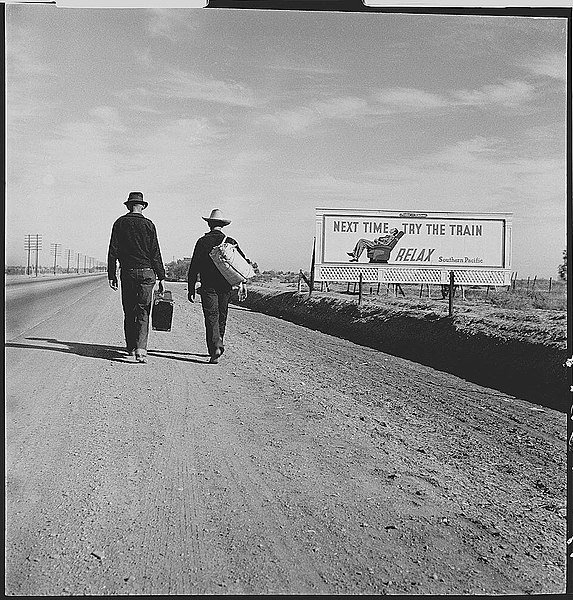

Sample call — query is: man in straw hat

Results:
[187,208,252,364]
[107,192,165,363]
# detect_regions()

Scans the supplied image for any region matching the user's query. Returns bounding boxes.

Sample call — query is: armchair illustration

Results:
[367,230,404,263]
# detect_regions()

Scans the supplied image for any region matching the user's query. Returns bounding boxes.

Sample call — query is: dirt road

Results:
[5,277,566,595]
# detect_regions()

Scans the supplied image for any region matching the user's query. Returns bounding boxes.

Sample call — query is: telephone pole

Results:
[50,243,61,275]
[24,234,39,275]
[31,234,42,277]
[64,249,73,273]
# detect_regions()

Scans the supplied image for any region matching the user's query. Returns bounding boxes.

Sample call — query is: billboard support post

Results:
[308,238,316,299]
[358,272,363,305]
[448,271,455,317]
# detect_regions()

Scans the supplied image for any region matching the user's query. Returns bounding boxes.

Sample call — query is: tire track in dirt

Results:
[187,395,329,594]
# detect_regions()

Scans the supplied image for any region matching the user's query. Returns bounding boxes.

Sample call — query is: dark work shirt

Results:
[187,229,248,291]
[107,212,166,280]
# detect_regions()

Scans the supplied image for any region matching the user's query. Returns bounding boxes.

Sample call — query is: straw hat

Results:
[203,208,231,226]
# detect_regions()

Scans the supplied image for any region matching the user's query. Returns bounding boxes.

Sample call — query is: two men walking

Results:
[108,195,250,365]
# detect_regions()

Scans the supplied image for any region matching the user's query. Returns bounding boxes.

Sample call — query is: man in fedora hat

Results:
[107,192,165,363]
[187,208,252,364]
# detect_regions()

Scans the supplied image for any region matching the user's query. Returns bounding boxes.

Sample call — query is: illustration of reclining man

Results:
[347,228,405,263]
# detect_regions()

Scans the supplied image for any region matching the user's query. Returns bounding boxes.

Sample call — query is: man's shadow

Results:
[6,338,210,365]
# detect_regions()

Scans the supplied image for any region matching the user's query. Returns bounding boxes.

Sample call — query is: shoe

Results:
[209,348,222,364]
[347,252,355,257]
[349,257,358,262]
[126,346,135,356]
[135,349,148,363]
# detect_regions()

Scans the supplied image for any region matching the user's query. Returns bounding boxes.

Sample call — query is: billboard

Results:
[315,208,513,285]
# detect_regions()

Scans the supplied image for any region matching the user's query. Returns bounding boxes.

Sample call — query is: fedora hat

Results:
[124,191,148,209]
[203,208,231,226]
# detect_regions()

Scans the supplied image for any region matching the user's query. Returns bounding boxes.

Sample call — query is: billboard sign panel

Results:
[318,209,511,269]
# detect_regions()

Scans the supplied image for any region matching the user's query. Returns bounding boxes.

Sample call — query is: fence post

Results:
[358,273,363,305]
[549,277,552,293]
[448,271,455,317]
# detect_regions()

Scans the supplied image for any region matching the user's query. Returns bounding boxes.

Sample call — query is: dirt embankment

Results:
[235,286,569,412]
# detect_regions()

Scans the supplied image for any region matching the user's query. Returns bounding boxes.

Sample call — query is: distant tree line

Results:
[252,270,299,283]
[5,266,27,275]
[165,258,191,281]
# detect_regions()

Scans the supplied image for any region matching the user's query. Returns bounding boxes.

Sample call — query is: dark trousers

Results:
[352,238,375,259]
[120,268,156,351]
[200,287,231,357]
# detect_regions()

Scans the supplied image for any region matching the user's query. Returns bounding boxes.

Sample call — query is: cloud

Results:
[260,79,537,135]
[298,172,391,201]
[266,63,340,76]
[125,104,162,115]
[89,106,125,131]
[257,107,317,135]
[452,80,535,108]
[145,8,187,41]
[314,97,370,118]
[154,67,260,108]
[293,134,565,220]
[13,111,226,204]
[6,23,58,122]
[521,52,567,82]
[373,88,447,111]
[259,96,369,134]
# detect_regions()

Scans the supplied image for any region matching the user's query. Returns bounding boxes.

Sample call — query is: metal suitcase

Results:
[151,290,174,331]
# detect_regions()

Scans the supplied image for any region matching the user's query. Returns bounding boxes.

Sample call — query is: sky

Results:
[5,5,569,277]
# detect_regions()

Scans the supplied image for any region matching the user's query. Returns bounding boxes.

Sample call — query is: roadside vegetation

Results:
[251,272,567,313]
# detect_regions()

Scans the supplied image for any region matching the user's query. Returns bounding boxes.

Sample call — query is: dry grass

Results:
[249,278,567,348]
